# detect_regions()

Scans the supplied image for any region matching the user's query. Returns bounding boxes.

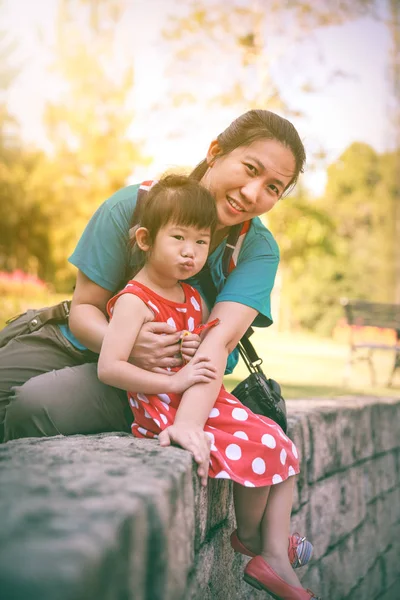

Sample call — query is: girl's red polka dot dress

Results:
[108,280,300,487]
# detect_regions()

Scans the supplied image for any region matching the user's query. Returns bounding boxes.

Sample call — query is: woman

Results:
[0,109,306,450]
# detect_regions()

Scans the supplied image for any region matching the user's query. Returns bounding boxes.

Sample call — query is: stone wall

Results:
[0,395,399,600]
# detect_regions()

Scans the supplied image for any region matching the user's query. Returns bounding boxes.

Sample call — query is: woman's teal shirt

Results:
[60,184,280,374]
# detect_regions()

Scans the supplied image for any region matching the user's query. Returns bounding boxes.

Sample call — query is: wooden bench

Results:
[340,298,400,386]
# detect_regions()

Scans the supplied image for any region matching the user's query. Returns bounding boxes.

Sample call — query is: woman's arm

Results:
[98,294,217,394]
[69,271,113,353]
[159,301,258,485]
[69,270,186,364]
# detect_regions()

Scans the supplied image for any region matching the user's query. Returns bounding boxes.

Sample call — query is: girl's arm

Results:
[98,294,216,394]
[159,301,258,486]
[69,270,184,362]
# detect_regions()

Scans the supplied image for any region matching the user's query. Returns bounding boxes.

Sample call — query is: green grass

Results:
[223,329,400,399]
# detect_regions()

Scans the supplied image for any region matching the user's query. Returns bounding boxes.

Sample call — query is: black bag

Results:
[231,334,288,433]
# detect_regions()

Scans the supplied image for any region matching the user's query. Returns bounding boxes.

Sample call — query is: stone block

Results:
[381,522,400,589]
[360,453,398,505]
[370,400,400,455]
[308,467,367,559]
[185,525,266,600]
[375,577,400,600]
[0,434,196,600]
[346,556,384,600]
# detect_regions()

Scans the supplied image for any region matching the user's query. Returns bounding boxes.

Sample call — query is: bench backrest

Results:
[341,299,400,332]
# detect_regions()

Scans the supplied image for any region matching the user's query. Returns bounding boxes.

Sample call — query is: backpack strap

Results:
[137,180,157,203]
[222,220,252,277]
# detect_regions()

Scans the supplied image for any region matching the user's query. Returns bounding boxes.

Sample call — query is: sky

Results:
[2,0,394,196]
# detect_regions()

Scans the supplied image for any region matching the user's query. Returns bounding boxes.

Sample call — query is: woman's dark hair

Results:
[130,174,218,273]
[190,109,306,194]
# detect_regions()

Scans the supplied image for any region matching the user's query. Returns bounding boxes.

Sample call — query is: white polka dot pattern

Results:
[215,471,231,479]
[158,394,171,404]
[118,280,300,489]
[252,458,266,474]
[225,444,242,460]
[233,431,249,440]
[262,433,276,448]
[232,408,248,421]
[190,296,201,311]
[137,393,149,404]
[272,474,283,484]
[167,317,176,329]
[147,300,160,313]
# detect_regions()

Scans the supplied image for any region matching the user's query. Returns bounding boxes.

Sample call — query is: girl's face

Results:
[201,138,296,230]
[137,222,211,281]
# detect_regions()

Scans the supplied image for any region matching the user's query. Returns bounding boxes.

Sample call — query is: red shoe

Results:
[230,530,313,569]
[244,555,321,599]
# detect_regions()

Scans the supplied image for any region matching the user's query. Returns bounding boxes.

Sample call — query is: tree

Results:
[160,0,377,135]
[277,143,399,334]
[43,0,150,290]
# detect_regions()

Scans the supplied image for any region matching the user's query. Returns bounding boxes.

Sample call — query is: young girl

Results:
[98,175,320,600]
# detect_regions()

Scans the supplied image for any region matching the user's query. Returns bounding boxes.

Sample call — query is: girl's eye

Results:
[245,163,257,175]
[172,235,184,240]
[196,239,208,245]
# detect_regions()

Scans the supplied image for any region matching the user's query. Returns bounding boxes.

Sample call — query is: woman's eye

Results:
[268,184,280,195]
[245,163,257,175]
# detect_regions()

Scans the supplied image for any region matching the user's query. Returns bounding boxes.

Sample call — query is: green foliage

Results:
[0,0,151,293]
[273,143,400,334]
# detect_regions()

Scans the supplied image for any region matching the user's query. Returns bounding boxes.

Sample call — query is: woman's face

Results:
[201,138,296,230]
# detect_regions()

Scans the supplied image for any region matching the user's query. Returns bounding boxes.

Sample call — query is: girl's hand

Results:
[129,321,183,370]
[171,355,217,394]
[180,332,201,363]
[159,424,211,487]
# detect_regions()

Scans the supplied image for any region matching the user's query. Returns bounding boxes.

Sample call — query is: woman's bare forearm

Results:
[68,304,109,353]
[174,301,258,428]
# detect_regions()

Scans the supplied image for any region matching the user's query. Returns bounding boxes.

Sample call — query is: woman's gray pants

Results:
[0,318,131,442]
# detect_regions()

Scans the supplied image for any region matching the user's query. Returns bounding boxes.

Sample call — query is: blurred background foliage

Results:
[0,0,399,338]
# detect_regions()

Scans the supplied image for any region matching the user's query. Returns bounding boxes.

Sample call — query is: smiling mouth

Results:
[227,196,244,212]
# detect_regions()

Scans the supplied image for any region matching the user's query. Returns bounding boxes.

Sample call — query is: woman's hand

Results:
[129,321,183,370]
[159,423,211,487]
[171,355,217,394]
[180,332,201,363]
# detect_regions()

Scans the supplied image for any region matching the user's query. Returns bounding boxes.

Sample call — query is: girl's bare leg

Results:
[234,476,303,588]
[260,476,302,588]
[233,482,270,554]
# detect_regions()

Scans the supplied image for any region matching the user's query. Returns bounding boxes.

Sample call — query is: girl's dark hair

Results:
[190,109,306,194]
[130,174,218,273]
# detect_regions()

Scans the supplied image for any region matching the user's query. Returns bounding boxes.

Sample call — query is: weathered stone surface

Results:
[308,466,368,559]
[0,434,195,600]
[0,395,399,600]
[346,557,385,600]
